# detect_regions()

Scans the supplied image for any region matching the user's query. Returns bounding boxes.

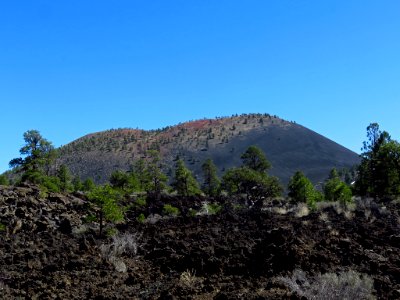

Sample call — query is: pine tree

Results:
[172,159,201,196]
[201,158,220,197]
[241,145,271,173]
[9,130,56,183]
[57,164,72,192]
[145,150,168,198]
[222,146,282,201]
[88,185,124,236]
[355,123,400,198]
[288,171,322,208]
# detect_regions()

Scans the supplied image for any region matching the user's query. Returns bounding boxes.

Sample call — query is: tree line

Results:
[3,123,400,202]
[2,123,399,235]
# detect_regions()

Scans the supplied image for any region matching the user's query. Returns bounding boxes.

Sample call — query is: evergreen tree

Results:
[57,164,72,192]
[222,146,282,201]
[240,145,271,173]
[72,176,84,192]
[110,169,140,193]
[0,174,9,186]
[172,159,201,196]
[288,171,322,208]
[201,158,220,197]
[324,168,352,205]
[355,123,400,198]
[222,167,282,200]
[9,130,56,183]
[83,178,96,191]
[145,150,168,197]
[88,185,124,236]
[373,140,400,197]
[131,159,149,191]
[110,170,129,189]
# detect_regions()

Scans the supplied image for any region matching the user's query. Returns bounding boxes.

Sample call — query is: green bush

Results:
[136,213,146,223]
[0,174,9,186]
[198,202,222,215]
[106,227,119,237]
[84,214,97,223]
[88,185,124,236]
[324,170,353,206]
[288,171,322,209]
[163,204,180,216]
[187,208,197,217]
[134,197,147,207]
[41,176,62,193]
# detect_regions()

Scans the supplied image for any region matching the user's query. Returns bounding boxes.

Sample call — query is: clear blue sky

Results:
[1,1,399,173]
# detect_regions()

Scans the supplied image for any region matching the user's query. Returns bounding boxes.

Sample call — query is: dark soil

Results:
[0,185,399,299]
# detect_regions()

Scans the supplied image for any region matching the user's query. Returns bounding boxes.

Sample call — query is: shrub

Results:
[279,269,375,300]
[288,171,322,209]
[100,232,140,273]
[197,201,222,215]
[134,196,147,207]
[83,214,97,223]
[163,204,180,216]
[187,208,197,217]
[106,227,119,237]
[179,269,200,289]
[136,213,146,223]
[0,174,9,186]
[324,169,353,206]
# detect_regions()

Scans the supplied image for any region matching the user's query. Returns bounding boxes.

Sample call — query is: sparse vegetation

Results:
[279,269,375,300]
[197,201,222,215]
[2,120,400,298]
[179,269,201,289]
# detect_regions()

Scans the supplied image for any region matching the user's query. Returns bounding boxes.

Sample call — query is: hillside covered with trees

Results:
[54,113,359,185]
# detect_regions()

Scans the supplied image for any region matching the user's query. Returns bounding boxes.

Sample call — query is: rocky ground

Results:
[0,185,399,299]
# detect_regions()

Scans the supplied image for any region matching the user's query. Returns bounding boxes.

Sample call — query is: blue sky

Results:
[1,1,399,173]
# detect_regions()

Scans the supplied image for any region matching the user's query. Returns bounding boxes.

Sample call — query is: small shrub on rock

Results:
[163,204,180,217]
[197,201,222,215]
[136,213,146,223]
[100,232,140,273]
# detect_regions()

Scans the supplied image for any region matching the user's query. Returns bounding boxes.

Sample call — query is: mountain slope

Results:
[58,113,360,184]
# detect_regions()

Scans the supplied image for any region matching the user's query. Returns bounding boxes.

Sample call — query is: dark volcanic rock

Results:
[1,185,399,299]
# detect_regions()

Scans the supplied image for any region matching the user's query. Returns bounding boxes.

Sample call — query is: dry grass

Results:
[273,207,289,215]
[295,203,310,218]
[179,269,200,289]
[278,269,375,300]
[319,212,329,222]
[100,232,140,273]
[316,200,356,218]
